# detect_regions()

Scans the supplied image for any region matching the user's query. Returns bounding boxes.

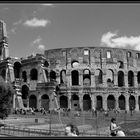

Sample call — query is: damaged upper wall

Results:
[44,46,140,70]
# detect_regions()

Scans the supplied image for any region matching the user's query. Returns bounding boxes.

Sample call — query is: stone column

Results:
[79,70,83,86]
[91,70,95,87]
[124,73,128,88]
[102,70,107,87]
[135,95,139,111]
[79,94,83,111]
[134,73,138,88]
[91,94,96,110]
[12,93,16,109]
[125,95,129,111]
[103,95,107,110]
[67,70,71,87]
[37,94,41,109]
[68,91,71,109]
[115,96,119,109]
[114,72,118,87]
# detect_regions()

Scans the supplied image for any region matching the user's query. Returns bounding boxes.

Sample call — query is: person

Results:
[110,118,121,137]
[65,124,78,136]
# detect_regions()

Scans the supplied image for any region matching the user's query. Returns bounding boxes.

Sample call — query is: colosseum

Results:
[0,20,140,112]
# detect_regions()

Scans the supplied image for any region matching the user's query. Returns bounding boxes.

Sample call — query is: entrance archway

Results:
[129,95,135,110]
[118,95,125,110]
[83,94,91,111]
[96,96,103,110]
[71,94,79,110]
[107,95,115,110]
[29,95,37,109]
[60,95,68,108]
[41,94,50,110]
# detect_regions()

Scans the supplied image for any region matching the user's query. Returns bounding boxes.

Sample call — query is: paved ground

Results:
[0,110,140,137]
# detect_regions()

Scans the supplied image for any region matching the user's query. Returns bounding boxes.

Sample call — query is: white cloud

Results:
[31,36,42,46]
[23,17,50,27]
[100,31,140,51]
[31,36,46,51]
[38,44,46,50]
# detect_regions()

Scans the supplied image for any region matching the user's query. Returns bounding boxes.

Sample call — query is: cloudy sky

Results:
[1,3,140,58]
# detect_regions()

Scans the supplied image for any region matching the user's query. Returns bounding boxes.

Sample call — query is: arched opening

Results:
[96,96,103,111]
[139,96,140,110]
[118,95,125,110]
[95,69,103,85]
[29,95,37,109]
[83,94,91,111]
[71,60,79,68]
[30,68,38,80]
[22,85,29,107]
[60,70,66,84]
[128,71,134,87]
[71,70,79,86]
[50,70,56,81]
[14,62,21,79]
[107,95,115,110]
[106,69,114,86]
[1,69,6,80]
[41,94,50,111]
[118,61,124,69]
[71,94,79,110]
[137,72,140,85]
[22,71,27,82]
[129,95,135,110]
[44,61,49,67]
[118,71,124,87]
[83,69,91,86]
[60,95,68,108]
[45,70,48,81]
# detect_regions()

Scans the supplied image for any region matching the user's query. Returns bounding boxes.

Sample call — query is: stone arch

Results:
[22,71,27,82]
[71,94,79,110]
[129,95,136,110]
[50,70,56,81]
[139,96,140,110]
[60,95,68,108]
[71,60,79,68]
[71,70,79,86]
[83,69,91,86]
[106,69,114,85]
[137,71,140,84]
[107,95,116,110]
[14,61,21,78]
[29,95,37,109]
[83,94,91,111]
[41,94,50,111]
[95,69,103,85]
[96,95,103,111]
[118,95,125,110]
[128,70,134,87]
[118,71,124,87]
[30,68,38,80]
[21,85,29,107]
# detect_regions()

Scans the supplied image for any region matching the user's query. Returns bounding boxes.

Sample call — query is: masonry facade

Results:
[0,20,140,112]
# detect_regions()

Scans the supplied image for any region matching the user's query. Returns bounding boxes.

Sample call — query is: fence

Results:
[0,125,108,137]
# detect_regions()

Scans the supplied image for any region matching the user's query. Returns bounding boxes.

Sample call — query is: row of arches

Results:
[26,93,139,111]
[60,69,140,87]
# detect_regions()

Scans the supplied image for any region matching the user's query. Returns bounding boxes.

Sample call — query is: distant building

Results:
[0,20,140,112]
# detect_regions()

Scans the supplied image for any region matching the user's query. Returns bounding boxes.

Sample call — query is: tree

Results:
[0,76,14,119]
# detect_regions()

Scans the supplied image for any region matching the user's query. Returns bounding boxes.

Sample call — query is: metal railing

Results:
[0,125,108,137]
